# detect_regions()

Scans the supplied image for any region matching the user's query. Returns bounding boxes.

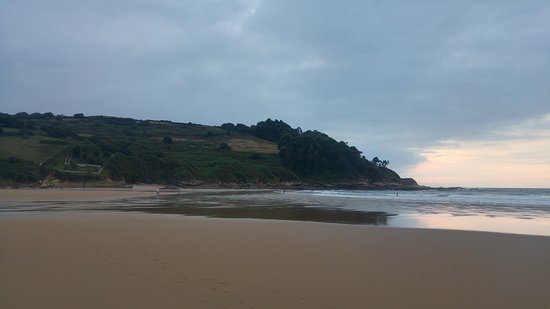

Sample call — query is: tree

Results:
[72,145,81,157]
[278,130,380,180]
[371,157,389,168]
[234,123,251,133]
[41,125,76,138]
[163,136,173,144]
[0,156,39,183]
[219,142,231,150]
[14,112,29,119]
[252,118,294,142]
[73,113,85,119]
[220,123,235,134]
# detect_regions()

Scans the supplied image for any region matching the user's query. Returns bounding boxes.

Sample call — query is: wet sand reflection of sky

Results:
[392,213,550,236]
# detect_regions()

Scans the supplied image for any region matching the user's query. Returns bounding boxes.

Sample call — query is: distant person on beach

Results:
[156,188,160,197]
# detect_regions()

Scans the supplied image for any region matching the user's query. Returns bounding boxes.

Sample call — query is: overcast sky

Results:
[1,1,550,187]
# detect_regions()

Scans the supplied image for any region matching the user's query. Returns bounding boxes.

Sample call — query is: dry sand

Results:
[1,211,549,309]
[1,188,549,308]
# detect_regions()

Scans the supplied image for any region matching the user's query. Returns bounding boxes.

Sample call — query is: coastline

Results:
[1,212,549,308]
[1,178,427,192]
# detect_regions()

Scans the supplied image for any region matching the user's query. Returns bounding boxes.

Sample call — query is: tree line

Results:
[220,118,398,182]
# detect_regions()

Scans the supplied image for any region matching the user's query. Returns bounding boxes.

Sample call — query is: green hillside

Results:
[0,112,415,188]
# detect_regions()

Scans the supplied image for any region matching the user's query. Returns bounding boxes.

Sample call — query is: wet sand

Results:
[0,186,164,202]
[1,212,549,308]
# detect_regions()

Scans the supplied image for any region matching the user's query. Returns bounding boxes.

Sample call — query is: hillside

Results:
[0,112,417,189]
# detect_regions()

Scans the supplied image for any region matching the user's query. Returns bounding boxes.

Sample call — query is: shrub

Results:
[219,143,231,150]
[0,157,39,183]
[163,136,173,144]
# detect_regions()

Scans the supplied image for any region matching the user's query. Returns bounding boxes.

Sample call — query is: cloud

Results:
[1,1,550,186]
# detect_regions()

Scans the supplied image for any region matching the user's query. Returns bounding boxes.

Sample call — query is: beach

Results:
[0,186,164,202]
[1,189,550,308]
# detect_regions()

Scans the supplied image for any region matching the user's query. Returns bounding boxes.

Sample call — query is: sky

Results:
[1,0,550,188]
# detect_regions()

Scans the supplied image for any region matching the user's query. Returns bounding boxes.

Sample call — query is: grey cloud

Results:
[1,0,550,175]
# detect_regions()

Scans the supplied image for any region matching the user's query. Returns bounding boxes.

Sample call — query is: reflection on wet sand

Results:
[118,193,394,225]
[393,213,550,236]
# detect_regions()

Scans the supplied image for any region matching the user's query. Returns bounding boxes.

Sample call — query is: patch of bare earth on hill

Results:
[227,138,279,154]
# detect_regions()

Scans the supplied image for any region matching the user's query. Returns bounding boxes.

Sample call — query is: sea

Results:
[290,188,550,236]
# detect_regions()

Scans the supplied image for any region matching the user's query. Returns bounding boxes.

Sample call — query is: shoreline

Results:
[1,212,549,308]
[2,187,550,237]
[1,179,428,191]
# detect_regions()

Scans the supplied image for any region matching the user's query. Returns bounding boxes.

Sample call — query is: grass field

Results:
[0,135,69,163]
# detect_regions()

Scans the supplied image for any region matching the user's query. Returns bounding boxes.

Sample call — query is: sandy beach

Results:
[0,186,166,202]
[1,189,550,308]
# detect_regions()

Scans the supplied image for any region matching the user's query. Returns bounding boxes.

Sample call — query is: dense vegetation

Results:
[0,156,40,183]
[0,112,411,187]
[240,118,399,182]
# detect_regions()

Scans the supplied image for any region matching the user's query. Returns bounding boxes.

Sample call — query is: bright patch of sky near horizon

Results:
[408,114,550,188]
[1,0,550,188]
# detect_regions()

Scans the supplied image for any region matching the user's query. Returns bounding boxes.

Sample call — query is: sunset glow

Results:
[408,137,550,188]
[406,114,550,188]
